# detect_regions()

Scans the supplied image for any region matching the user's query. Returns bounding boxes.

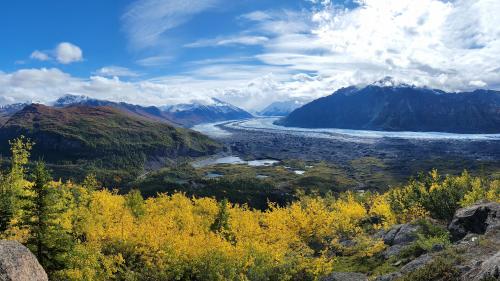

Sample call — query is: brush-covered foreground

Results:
[0,138,499,280]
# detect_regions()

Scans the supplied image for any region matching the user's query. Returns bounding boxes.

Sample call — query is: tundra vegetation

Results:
[0,137,498,280]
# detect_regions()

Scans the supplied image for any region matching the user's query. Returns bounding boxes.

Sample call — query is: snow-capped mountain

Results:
[53,95,91,107]
[258,100,306,117]
[160,98,253,127]
[0,103,29,125]
[54,95,252,127]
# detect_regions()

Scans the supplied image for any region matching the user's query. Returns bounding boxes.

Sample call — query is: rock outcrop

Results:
[375,223,420,259]
[337,202,500,281]
[321,272,368,281]
[465,251,500,281]
[448,202,500,241]
[0,240,48,281]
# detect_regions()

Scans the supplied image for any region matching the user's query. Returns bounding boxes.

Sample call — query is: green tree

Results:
[0,136,33,232]
[82,173,99,192]
[20,161,73,273]
[125,189,145,218]
[210,198,235,243]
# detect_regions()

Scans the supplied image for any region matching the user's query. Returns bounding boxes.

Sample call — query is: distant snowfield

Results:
[193,117,500,141]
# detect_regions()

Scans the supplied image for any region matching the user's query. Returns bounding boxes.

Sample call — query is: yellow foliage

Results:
[7,167,499,280]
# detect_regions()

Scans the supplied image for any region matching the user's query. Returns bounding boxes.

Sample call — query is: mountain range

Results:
[278,84,500,134]
[1,95,253,128]
[54,95,253,127]
[0,104,220,185]
[160,98,253,126]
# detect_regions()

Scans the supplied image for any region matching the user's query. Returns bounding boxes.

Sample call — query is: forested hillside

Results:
[0,104,220,185]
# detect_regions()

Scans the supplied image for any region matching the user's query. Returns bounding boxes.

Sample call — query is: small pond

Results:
[193,156,279,168]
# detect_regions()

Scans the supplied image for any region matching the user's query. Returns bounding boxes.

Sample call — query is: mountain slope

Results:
[278,85,500,133]
[0,104,220,183]
[161,98,253,126]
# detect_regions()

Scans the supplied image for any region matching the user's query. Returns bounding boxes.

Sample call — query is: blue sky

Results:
[0,0,311,77]
[1,0,499,110]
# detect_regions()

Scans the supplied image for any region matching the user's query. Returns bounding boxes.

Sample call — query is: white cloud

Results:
[185,35,269,48]
[226,0,500,99]
[30,50,50,61]
[122,0,221,50]
[136,55,173,67]
[94,66,140,77]
[28,42,83,64]
[55,42,83,64]
[240,11,272,22]
[4,0,500,111]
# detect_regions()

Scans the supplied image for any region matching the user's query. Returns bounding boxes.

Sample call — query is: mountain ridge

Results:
[278,85,500,134]
[54,95,253,127]
[0,104,220,184]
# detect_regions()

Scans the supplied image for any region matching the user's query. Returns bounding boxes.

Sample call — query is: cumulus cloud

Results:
[28,42,83,64]
[30,50,50,61]
[55,42,83,64]
[0,67,316,110]
[257,0,500,91]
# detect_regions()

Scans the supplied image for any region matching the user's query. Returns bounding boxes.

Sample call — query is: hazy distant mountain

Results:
[258,100,305,116]
[55,95,252,127]
[278,84,500,133]
[160,98,253,127]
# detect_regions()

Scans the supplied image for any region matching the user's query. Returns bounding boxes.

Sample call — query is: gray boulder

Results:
[321,272,368,281]
[382,244,405,259]
[377,223,420,259]
[0,240,48,281]
[399,253,433,274]
[393,224,419,245]
[374,272,401,281]
[376,223,419,246]
[448,202,500,241]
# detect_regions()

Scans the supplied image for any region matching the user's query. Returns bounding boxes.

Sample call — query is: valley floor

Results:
[193,118,500,191]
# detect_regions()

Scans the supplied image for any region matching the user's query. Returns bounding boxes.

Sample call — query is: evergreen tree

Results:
[210,198,235,243]
[0,136,32,233]
[20,161,72,273]
[82,173,99,192]
[0,172,14,232]
[125,189,145,218]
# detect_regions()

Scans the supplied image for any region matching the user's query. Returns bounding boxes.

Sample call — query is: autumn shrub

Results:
[398,220,450,260]
[387,170,490,222]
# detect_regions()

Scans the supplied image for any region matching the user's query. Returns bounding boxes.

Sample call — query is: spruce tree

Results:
[0,136,32,233]
[210,198,235,243]
[20,161,72,272]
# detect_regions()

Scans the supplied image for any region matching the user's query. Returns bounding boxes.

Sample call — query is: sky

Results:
[1,0,499,111]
